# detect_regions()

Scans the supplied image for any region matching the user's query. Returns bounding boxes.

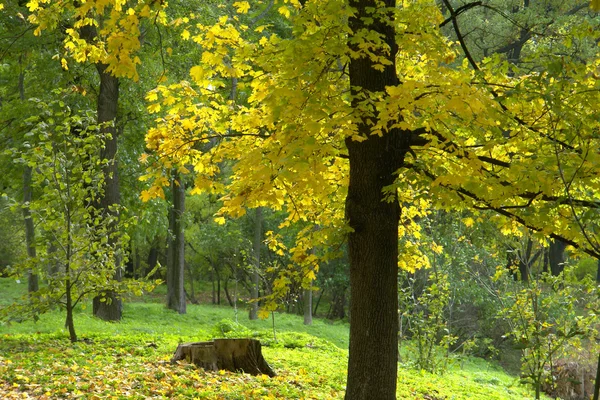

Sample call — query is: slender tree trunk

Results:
[146,236,159,277]
[328,287,347,320]
[23,166,38,293]
[594,259,600,400]
[345,1,406,398]
[313,287,325,316]
[167,171,186,314]
[19,62,38,293]
[64,174,77,342]
[303,284,313,325]
[249,207,262,320]
[166,204,175,301]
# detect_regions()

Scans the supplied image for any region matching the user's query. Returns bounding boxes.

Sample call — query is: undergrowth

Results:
[0,278,548,399]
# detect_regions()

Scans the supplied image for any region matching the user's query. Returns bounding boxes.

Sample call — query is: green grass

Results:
[0,277,548,399]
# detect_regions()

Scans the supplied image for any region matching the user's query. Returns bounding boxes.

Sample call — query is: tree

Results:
[4,97,127,342]
[140,1,600,398]
[249,207,263,320]
[166,170,186,314]
[23,0,170,321]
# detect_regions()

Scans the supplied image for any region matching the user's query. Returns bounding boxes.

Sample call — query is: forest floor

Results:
[0,277,549,399]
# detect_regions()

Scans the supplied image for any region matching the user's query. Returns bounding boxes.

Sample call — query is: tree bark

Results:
[23,166,39,293]
[19,61,38,294]
[548,239,567,276]
[249,207,262,320]
[167,170,186,314]
[171,339,275,377]
[92,62,122,321]
[303,284,313,325]
[328,286,347,320]
[594,259,600,400]
[344,1,407,398]
[146,237,160,277]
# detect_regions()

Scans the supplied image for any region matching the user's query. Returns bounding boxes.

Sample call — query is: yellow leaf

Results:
[146,91,158,102]
[189,65,206,83]
[258,309,270,319]
[233,1,250,14]
[278,6,291,18]
[140,190,152,202]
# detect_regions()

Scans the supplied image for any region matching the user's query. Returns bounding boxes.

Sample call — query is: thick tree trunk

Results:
[345,1,406,398]
[171,339,275,377]
[167,171,186,314]
[249,207,262,320]
[93,62,122,321]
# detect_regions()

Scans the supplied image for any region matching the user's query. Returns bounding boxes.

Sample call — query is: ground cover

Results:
[0,278,548,399]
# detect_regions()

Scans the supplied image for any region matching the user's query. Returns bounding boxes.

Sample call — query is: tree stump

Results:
[171,338,276,377]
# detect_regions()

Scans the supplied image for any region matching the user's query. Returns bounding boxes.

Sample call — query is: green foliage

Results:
[0,278,549,399]
[211,318,254,338]
[496,268,599,399]
[0,198,24,276]
[1,95,152,340]
[570,257,597,281]
[400,269,457,374]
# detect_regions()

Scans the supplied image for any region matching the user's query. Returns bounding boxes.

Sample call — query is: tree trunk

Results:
[22,166,38,293]
[328,286,347,320]
[167,170,186,314]
[249,207,262,320]
[345,1,406,398]
[19,61,38,294]
[313,287,325,316]
[171,339,275,377]
[303,285,313,325]
[146,236,160,277]
[594,259,600,400]
[548,239,567,276]
[92,62,122,321]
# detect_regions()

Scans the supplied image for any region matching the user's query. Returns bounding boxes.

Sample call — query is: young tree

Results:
[4,97,128,342]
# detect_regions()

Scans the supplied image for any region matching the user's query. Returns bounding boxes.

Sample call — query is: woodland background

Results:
[2,0,600,399]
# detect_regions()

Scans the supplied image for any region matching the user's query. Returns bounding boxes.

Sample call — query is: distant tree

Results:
[166,170,186,314]
[249,207,263,320]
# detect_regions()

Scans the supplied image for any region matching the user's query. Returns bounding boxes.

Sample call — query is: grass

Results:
[0,277,549,399]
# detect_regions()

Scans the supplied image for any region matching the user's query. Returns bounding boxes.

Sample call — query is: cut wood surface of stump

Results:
[171,338,276,377]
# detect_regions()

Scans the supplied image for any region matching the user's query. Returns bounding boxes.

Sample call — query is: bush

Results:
[570,257,597,281]
[211,319,253,338]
